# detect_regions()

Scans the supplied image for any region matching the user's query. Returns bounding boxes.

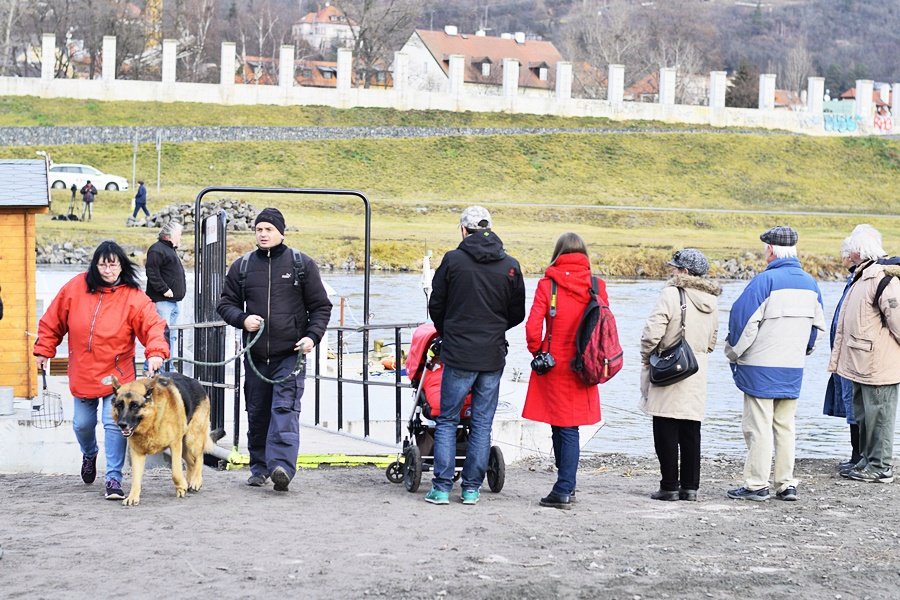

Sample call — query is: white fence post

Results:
[41,34,55,81]
[555,61,572,102]
[161,39,177,83]
[758,73,776,110]
[608,64,624,104]
[337,48,352,91]
[854,79,874,121]
[709,71,727,108]
[659,67,676,105]
[448,54,465,97]
[279,45,294,89]
[102,36,116,82]
[393,51,408,96]
[807,77,825,115]
[220,42,236,86]
[502,58,519,98]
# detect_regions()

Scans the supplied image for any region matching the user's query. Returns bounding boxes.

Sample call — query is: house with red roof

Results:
[399,27,564,97]
[292,3,357,53]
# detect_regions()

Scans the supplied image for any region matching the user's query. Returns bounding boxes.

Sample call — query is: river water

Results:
[37,268,893,459]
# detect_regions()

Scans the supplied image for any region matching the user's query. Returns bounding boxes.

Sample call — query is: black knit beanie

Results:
[254,207,286,235]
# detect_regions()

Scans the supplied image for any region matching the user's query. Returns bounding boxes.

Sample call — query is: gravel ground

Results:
[1,454,897,599]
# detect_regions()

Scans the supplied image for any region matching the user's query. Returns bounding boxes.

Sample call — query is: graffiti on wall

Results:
[873,114,894,133]
[823,113,862,132]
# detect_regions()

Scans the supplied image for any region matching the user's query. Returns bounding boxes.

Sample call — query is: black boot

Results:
[849,423,861,464]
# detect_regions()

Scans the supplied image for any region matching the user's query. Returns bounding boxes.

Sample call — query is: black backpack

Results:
[237,249,306,298]
[873,257,900,326]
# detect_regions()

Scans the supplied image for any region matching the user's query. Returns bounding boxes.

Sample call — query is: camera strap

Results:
[545,280,558,352]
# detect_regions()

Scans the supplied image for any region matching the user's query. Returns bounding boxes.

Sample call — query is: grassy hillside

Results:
[3,97,898,276]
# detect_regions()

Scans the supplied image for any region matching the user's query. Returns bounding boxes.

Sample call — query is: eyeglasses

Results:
[97,262,121,271]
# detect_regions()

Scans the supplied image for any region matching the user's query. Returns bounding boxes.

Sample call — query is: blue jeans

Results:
[154,300,180,370]
[432,365,503,493]
[551,425,580,496]
[72,394,126,483]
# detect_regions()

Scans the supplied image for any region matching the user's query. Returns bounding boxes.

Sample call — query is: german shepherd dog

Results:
[110,373,215,506]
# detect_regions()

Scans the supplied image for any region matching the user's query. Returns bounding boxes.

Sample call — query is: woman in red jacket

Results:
[523,232,605,509]
[34,241,169,501]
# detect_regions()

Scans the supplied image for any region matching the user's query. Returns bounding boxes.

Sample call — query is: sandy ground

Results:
[1,454,898,600]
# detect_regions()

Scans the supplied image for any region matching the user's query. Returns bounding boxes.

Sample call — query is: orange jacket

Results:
[34,273,169,398]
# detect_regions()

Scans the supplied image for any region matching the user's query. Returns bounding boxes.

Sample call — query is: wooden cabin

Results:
[0,159,49,399]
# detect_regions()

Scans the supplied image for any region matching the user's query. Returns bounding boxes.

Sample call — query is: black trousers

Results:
[652,416,701,491]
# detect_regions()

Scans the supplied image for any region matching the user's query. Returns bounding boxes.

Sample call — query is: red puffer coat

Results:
[34,273,169,398]
[522,253,603,427]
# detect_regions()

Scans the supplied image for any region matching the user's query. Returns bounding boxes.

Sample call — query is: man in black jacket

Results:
[145,221,186,369]
[217,208,333,492]
[425,206,526,505]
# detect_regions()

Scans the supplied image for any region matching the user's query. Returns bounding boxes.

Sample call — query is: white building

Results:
[292,3,357,53]
[399,27,564,97]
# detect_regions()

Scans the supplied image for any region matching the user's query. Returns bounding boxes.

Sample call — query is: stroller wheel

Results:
[403,445,422,493]
[487,446,505,493]
[385,461,403,484]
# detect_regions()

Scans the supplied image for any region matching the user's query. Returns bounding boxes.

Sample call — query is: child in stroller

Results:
[386,323,505,494]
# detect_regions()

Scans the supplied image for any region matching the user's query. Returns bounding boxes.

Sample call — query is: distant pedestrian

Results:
[523,232,604,509]
[80,180,97,222]
[425,205,525,506]
[145,221,186,369]
[724,226,825,502]
[132,180,149,219]
[822,236,862,473]
[640,248,720,502]
[829,224,900,484]
[69,183,77,216]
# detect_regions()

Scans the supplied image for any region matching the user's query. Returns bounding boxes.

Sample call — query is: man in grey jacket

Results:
[829,224,900,484]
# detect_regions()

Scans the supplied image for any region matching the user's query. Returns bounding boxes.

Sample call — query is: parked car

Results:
[48,163,129,191]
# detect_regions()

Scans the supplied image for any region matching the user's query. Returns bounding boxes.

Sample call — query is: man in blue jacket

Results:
[425,206,526,506]
[724,226,825,502]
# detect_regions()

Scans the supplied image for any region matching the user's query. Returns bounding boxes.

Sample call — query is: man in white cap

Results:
[425,205,526,506]
[725,226,825,502]
[217,208,333,493]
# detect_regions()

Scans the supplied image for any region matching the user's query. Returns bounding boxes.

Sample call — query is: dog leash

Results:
[169,320,306,385]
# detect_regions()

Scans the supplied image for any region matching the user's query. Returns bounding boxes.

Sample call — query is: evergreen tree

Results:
[726,59,760,108]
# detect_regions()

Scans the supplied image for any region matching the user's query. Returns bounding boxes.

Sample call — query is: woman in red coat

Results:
[523,232,605,509]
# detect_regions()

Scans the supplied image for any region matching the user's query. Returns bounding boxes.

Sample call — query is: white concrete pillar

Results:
[892,83,900,115]
[337,48,352,91]
[279,45,294,89]
[709,71,727,108]
[502,58,519,98]
[102,36,116,82]
[608,64,624,104]
[758,73,776,110]
[854,79,874,120]
[220,42,236,86]
[41,33,55,80]
[448,54,465,96]
[659,67,676,105]
[878,83,891,105]
[392,51,408,95]
[555,61,572,102]
[161,39,177,83]
[806,77,825,115]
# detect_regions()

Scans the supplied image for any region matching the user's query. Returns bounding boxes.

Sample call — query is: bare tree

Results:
[332,0,422,88]
[783,41,812,93]
[0,0,19,76]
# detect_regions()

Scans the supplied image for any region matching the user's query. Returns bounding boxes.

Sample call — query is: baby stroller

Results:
[385,323,505,494]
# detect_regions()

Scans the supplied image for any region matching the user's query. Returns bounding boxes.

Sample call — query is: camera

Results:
[530,351,556,375]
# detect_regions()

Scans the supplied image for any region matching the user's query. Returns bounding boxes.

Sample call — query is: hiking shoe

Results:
[651,489,680,501]
[270,467,291,492]
[81,453,97,484]
[539,492,572,509]
[726,486,770,501]
[679,489,698,501]
[424,488,450,505]
[848,468,894,484]
[247,474,267,487]
[460,489,480,505]
[105,479,125,500]
[776,486,798,501]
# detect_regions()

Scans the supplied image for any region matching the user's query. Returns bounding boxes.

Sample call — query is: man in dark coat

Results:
[145,221,186,368]
[217,208,333,492]
[425,206,526,505]
[132,180,149,218]
[80,181,97,221]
